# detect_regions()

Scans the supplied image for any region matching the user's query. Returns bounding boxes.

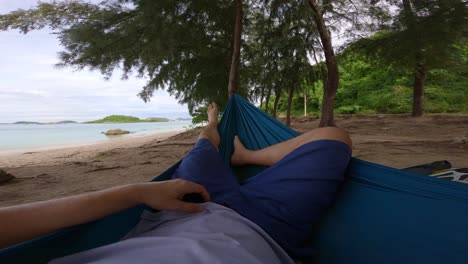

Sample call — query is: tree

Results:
[306,0,394,125]
[353,0,468,117]
[0,0,239,115]
[228,0,243,97]
[308,0,339,127]
[272,82,283,118]
[244,0,317,124]
[285,80,297,126]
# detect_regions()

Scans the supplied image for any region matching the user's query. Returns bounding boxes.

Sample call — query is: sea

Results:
[0,121,192,153]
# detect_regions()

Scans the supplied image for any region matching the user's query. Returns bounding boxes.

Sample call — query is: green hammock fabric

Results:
[1,94,468,263]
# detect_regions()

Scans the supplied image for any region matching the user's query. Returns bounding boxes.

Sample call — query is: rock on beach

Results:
[104,129,130,136]
[0,169,15,184]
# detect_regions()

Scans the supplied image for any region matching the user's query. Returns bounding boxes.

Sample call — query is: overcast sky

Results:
[0,0,190,123]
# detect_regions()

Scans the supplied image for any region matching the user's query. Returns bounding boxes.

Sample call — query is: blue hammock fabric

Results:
[1,94,468,263]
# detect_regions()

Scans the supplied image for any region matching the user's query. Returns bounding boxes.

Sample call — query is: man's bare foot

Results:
[198,102,220,149]
[207,102,219,125]
[231,136,251,166]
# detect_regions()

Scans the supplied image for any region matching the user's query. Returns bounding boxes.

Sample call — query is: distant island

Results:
[13,121,78,125]
[9,116,189,124]
[54,120,78,124]
[84,115,171,124]
[13,121,42,125]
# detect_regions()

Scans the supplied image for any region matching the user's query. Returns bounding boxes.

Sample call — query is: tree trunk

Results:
[308,0,338,127]
[259,85,265,109]
[286,80,296,127]
[228,0,243,98]
[412,63,426,117]
[265,87,272,113]
[402,0,415,25]
[272,86,282,118]
[402,0,425,117]
[304,87,307,117]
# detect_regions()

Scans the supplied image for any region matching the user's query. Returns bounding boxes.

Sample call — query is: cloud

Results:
[0,2,190,123]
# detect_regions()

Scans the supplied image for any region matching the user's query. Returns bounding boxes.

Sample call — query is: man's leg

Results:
[198,102,221,149]
[230,128,352,258]
[231,127,352,166]
[172,103,239,202]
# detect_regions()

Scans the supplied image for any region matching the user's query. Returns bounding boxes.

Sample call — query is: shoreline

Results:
[0,129,187,168]
[1,114,467,207]
[0,128,188,156]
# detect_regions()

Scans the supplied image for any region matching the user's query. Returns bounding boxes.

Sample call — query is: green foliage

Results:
[243,0,318,106]
[350,1,468,70]
[85,115,169,123]
[190,106,208,125]
[263,80,323,116]
[1,0,467,119]
[0,0,237,115]
[365,88,412,114]
[144,117,172,122]
[190,105,223,125]
[270,43,468,116]
[336,105,363,114]
[333,46,468,114]
[0,1,98,32]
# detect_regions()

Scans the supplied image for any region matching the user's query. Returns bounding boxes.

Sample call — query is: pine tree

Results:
[353,0,468,117]
[0,0,238,114]
[228,0,243,97]
[244,0,317,125]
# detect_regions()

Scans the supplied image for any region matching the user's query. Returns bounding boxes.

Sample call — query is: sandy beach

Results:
[0,129,188,167]
[1,114,467,207]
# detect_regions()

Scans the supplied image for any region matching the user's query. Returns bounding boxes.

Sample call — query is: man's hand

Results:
[133,179,211,213]
[0,179,210,248]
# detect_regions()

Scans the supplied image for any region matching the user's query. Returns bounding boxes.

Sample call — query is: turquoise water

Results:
[0,121,192,152]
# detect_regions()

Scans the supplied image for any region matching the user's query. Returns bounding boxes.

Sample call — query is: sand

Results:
[1,114,467,207]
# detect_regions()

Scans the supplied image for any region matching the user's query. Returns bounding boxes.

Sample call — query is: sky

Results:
[0,0,190,123]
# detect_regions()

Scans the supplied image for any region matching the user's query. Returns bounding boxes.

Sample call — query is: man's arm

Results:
[0,179,210,248]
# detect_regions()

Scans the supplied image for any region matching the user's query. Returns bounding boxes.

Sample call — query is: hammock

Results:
[1,94,468,263]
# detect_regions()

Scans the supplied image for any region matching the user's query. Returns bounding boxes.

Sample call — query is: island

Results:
[13,121,42,125]
[55,120,78,124]
[13,121,78,125]
[84,115,170,123]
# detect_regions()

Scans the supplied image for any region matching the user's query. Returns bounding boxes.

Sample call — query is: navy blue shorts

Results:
[173,138,351,258]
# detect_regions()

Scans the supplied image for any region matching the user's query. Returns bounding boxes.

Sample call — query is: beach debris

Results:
[35,174,60,184]
[71,161,88,166]
[95,151,118,158]
[0,169,15,184]
[85,165,124,173]
[104,129,130,136]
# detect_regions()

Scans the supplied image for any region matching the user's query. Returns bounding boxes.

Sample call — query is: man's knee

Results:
[307,127,352,147]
